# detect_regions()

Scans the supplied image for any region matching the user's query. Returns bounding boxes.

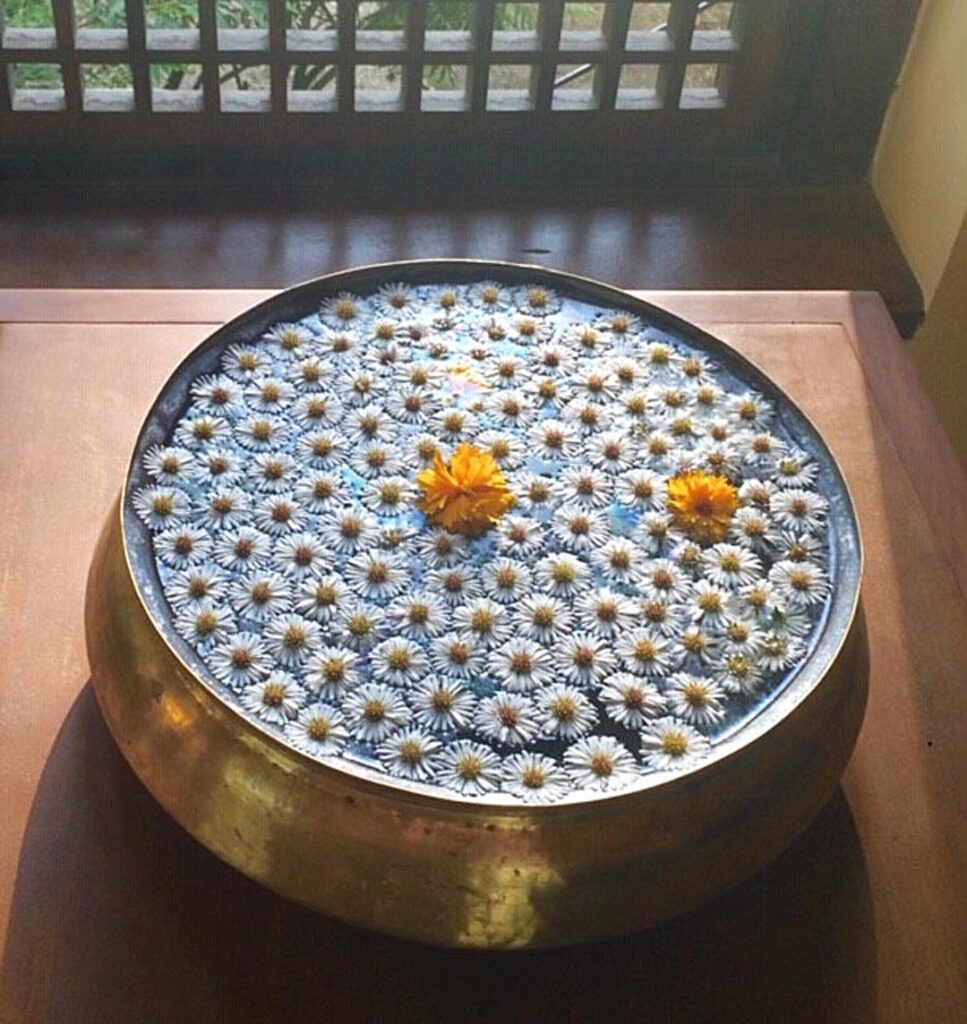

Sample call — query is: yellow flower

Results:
[416,443,514,537]
[666,471,739,545]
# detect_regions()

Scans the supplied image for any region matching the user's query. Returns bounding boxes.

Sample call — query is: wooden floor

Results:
[1,183,923,335]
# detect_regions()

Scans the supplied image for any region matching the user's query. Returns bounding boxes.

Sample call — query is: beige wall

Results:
[873,0,967,462]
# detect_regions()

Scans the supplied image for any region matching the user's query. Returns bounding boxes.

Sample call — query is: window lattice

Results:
[0,0,741,115]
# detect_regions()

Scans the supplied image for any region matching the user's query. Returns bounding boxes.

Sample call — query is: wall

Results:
[873,0,967,463]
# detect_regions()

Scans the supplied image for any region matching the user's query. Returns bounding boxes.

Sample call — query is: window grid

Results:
[0,0,739,115]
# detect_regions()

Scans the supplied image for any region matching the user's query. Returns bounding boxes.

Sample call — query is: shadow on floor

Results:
[1,683,877,1024]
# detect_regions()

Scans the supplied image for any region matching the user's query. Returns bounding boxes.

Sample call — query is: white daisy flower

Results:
[559,466,612,509]
[369,636,427,688]
[492,638,554,693]
[341,367,385,409]
[729,391,773,430]
[693,440,742,479]
[344,550,407,602]
[434,406,476,443]
[770,489,829,534]
[395,360,439,389]
[528,419,578,463]
[671,539,706,578]
[702,543,764,589]
[674,624,719,669]
[292,471,343,515]
[574,588,637,640]
[738,477,776,510]
[774,450,819,489]
[524,374,572,412]
[637,511,683,557]
[616,468,666,511]
[739,429,786,470]
[488,389,534,429]
[364,476,415,518]
[769,560,830,609]
[538,684,598,739]
[771,605,814,638]
[348,404,392,445]
[263,613,321,668]
[641,716,711,771]
[374,281,418,316]
[609,355,642,389]
[714,652,766,694]
[286,355,329,391]
[734,580,785,625]
[598,309,641,338]
[515,284,562,316]
[143,444,194,485]
[535,553,588,599]
[244,376,296,412]
[320,509,379,556]
[642,341,680,379]
[729,506,780,553]
[775,530,827,565]
[415,529,468,568]
[477,430,523,471]
[344,682,410,743]
[365,317,407,348]
[408,432,450,470]
[485,353,527,389]
[294,574,348,623]
[453,598,511,650]
[573,364,616,404]
[716,616,763,660]
[273,533,326,579]
[214,526,271,573]
[556,633,617,687]
[292,392,343,428]
[641,429,680,472]
[666,673,726,727]
[689,580,732,628]
[222,341,265,381]
[616,628,675,677]
[599,673,666,729]
[263,321,312,358]
[592,537,642,585]
[587,431,635,475]
[515,594,571,644]
[195,487,249,532]
[317,328,359,360]
[437,740,502,797]
[297,429,346,469]
[428,633,482,680]
[616,388,651,426]
[387,591,449,640]
[241,671,306,725]
[167,563,228,610]
[304,646,360,699]
[569,323,610,358]
[249,452,297,493]
[531,341,572,373]
[562,397,611,437]
[469,280,512,312]
[285,702,348,758]
[377,728,442,781]
[253,494,305,537]
[639,559,693,604]
[501,752,568,802]
[691,381,725,417]
[757,631,807,673]
[411,678,477,733]
[511,473,560,514]
[189,374,244,415]
[234,414,286,451]
[132,485,190,531]
[551,506,608,554]
[174,600,235,650]
[509,314,555,345]
[189,448,244,485]
[480,558,532,605]
[320,290,368,329]
[386,385,438,425]
[230,571,293,622]
[349,441,399,480]
[475,692,539,747]
[495,515,544,559]
[155,525,212,569]
[174,414,229,449]
[427,566,482,607]
[564,736,637,792]
[210,631,271,689]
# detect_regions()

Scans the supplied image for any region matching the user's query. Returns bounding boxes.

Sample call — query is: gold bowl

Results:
[85,261,867,948]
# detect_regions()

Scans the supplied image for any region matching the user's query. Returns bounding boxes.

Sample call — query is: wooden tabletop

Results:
[0,290,964,1024]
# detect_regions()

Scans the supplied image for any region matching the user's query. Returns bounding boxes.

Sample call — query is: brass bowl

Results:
[85,260,867,948]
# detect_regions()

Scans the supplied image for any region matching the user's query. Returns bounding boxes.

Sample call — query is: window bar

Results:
[0,61,10,115]
[469,0,496,113]
[337,0,356,113]
[595,0,634,111]
[269,0,287,113]
[124,0,151,113]
[532,0,566,111]
[50,0,82,112]
[199,0,221,114]
[404,0,427,113]
[658,0,699,108]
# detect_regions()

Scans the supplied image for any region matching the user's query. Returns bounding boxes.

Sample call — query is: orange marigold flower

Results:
[666,471,739,545]
[416,442,514,537]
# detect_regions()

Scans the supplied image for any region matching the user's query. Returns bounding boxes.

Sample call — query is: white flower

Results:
[189,448,244,485]
[253,494,305,537]
[344,682,411,743]
[573,363,617,403]
[337,601,386,650]
[639,559,693,604]
[387,591,449,640]
[574,588,637,640]
[538,684,598,739]
[501,752,569,802]
[263,321,313,358]
[437,740,502,796]
[304,646,360,699]
[481,558,532,605]
[674,624,719,669]
[370,637,427,687]
[617,388,651,425]
[641,430,679,472]
[495,515,544,559]
[264,613,321,668]
[415,528,467,569]
[409,432,449,470]
[556,633,617,687]
[738,477,776,510]
[729,506,780,553]
[637,511,683,556]
[320,509,379,556]
[485,353,527,389]
[598,309,641,338]
[609,355,642,388]
[702,543,764,589]
[769,559,830,609]
[492,638,554,693]
[174,600,235,649]
[641,716,711,771]
[757,631,807,673]
[248,452,297,494]
[552,506,609,554]
[287,355,329,391]
[535,553,588,599]
[377,728,442,781]
[691,381,725,417]
[411,678,477,733]
[428,633,483,680]
[477,429,523,470]
[729,391,773,430]
[558,466,612,509]
[592,537,642,585]
[155,525,212,569]
[320,290,369,329]
[666,672,726,726]
[222,341,266,380]
[434,406,476,442]
[167,563,228,610]
[292,470,344,514]
[638,593,687,636]
[317,327,360,360]
[132,486,190,531]
[569,323,610,357]
[511,473,561,514]
[475,692,539,747]
[272,533,325,579]
[524,374,572,412]
[774,450,819,489]
[616,468,666,511]
[294,574,347,623]
[453,598,511,650]
[374,281,418,316]
[515,283,562,316]
[671,540,705,577]
[292,392,343,429]
[174,414,229,449]
[427,566,482,606]
[564,736,637,791]
[190,374,244,415]
[562,397,611,437]
[775,530,827,565]
[642,341,680,378]
[587,430,635,475]
[210,631,271,689]
[241,671,306,725]
[616,628,674,677]
[296,429,346,469]
[214,526,271,573]
[244,376,296,412]
[516,594,572,644]
[488,389,534,429]
[531,341,572,373]
[231,571,293,622]
[599,673,666,729]
[689,581,731,628]
[739,429,786,470]
[285,702,348,757]
[196,487,249,531]
[734,580,784,625]
[716,616,763,660]
[143,444,194,485]
[769,489,829,534]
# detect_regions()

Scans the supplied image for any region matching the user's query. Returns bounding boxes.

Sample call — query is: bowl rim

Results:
[118,257,864,812]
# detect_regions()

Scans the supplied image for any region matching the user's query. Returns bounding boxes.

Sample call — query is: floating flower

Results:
[437,740,502,796]
[665,471,739,545]
[564,736,637,791]
[344,682,411,743]
[231,571,293,623]
[475,692,539,747]
[286,703,348,758]
[501,752,569,802]
[304,646,360,700]
[411,678,477,733]
[538,684,598,740]
[241,671,306,725]
[377,728,442,781]
[599,673,666,730]
[641,716,711,771]
[416,443,514,537]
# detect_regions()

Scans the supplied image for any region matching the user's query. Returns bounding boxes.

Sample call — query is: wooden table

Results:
[1,290,964,1024]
